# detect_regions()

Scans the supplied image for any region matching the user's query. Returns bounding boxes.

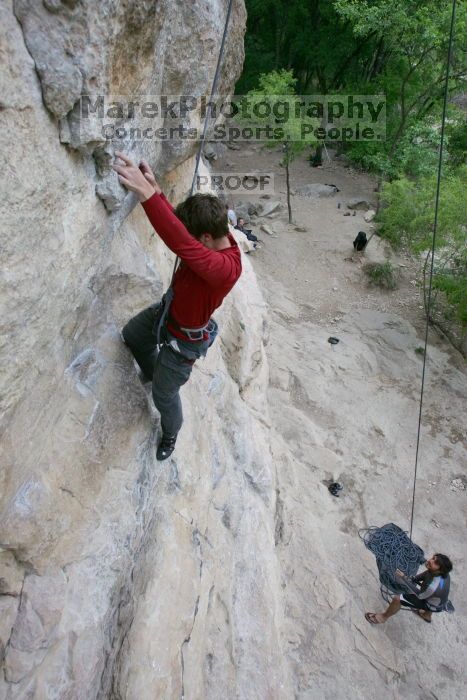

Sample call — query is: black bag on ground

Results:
[353,231,368,251]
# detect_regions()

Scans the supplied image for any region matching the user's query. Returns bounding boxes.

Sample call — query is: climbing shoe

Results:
[156,433,177,461]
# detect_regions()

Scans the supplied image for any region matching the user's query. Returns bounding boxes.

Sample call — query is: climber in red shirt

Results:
[112,152,242,460]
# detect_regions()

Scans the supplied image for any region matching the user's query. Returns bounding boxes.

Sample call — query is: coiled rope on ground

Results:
[359,523,425,602]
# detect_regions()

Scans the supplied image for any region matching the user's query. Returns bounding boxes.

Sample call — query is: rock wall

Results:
[0,1,293,698]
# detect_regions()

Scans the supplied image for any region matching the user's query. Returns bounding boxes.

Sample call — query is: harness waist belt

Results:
[167,314,212,341]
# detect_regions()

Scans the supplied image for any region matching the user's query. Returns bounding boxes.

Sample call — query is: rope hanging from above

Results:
[155,0,235,344]
[359,0,457,609]
[169,0,235,283]
[408,0,457,541]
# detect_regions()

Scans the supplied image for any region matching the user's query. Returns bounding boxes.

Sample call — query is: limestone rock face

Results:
[13,0,246,201]
[0,2,295,698]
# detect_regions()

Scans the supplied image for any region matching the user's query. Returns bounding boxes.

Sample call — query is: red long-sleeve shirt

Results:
[142,192,242,341]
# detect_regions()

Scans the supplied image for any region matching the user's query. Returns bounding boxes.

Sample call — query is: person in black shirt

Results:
[235,218,259,244]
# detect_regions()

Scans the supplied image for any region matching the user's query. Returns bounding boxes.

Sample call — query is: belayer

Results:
[365,553,453,625]
[112,152,242,460]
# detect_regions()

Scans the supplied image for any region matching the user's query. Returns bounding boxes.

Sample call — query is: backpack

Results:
[353,231,368,251]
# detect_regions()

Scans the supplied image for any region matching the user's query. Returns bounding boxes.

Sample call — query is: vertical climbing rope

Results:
[169,0,235,281]
[189,0,235,196]
[155,0,235,344]
[409,0,457,541]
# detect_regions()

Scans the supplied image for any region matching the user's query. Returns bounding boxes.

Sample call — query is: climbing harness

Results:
[154,0,235,348]
[167,314,219,344]
[362,0,458,605]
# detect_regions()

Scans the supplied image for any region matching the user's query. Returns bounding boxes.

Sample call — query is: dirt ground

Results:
[213,144,467,699]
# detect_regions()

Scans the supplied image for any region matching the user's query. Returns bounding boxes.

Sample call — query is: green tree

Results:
[446,118,467,167]
[377,167,467,353]
[238,0,383,93]
[240,0,467,178]
[244,69,318,222]
[334,0,467,157]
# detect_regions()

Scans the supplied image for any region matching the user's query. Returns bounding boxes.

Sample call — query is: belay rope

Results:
[156,0,235,346]
[409,0,457,543]
[359,524,425,603]
[361,0,458,602]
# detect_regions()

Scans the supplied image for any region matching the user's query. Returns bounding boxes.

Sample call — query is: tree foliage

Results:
[239,0,467,162]
[244,69,318,222]
[333,0,467,156]
[377,167,467,351]
[238,0,382,94]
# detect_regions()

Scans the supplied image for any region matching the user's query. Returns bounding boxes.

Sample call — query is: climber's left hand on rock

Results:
[112,151,156,202]
[139,159,162,194]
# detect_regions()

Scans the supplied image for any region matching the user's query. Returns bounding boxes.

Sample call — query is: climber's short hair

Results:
[175,193,229,240]
[434,553,453,578]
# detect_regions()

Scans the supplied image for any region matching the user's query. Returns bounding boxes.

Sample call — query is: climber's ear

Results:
[199,232,215,249]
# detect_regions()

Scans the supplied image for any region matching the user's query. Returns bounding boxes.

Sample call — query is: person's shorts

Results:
[400,594,431,611]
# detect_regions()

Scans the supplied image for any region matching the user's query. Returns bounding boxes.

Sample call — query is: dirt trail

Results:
[222,145,421,326]
[214,144,467,699]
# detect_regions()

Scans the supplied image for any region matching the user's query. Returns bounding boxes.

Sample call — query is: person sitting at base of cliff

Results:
[112,152,242,461]
[235,217,259,245]
[225,210,255,253]
[365,553,453,625]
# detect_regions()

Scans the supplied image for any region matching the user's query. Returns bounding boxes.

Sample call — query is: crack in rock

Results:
[274,488,285,546]
[179,527,205,699]
[180,595,200,700]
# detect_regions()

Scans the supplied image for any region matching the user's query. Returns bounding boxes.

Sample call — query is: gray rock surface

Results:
[231,199,254,221]
[13,0,246,207]
[364,209,376,222]
[259,199,283,217]
[294,183,338,198]
[260,224,278,237]
[347,197,372,210]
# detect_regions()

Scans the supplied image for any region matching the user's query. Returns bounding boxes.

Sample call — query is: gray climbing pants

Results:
[122,303,209,436]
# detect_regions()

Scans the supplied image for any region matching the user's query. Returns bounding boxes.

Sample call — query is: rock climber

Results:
[365,553,453,624]
[112,152,242,460]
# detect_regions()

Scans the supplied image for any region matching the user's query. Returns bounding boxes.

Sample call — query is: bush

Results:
[344,116,459,180]
[377,167,466,353]
[363,262,398,290]
[446,119,467,167]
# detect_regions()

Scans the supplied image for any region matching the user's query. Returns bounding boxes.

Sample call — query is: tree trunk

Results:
[375,175,384,214]
[370,36,386,80]
[285,145,292,224]
[331,31,378,88]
